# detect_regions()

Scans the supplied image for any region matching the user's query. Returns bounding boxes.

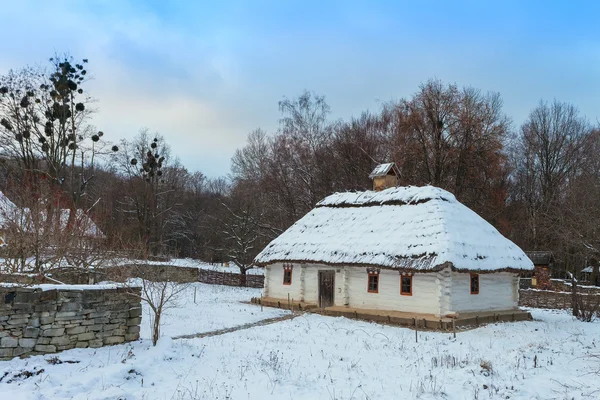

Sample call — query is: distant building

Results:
[525,251,553,290]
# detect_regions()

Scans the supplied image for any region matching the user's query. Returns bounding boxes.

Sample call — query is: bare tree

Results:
[132,277,189,346]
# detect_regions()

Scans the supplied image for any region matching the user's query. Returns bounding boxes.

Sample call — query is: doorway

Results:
[318,270,335,308]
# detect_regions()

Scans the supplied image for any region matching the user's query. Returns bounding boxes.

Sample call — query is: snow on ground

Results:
[0,257,265,275]
[139,282,287,339]
[1,285,599,399]
[115,258,265,275]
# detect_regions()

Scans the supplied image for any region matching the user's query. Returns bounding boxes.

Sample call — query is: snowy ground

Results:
[1,284,599,399]
[139,282,287,339]
[116,258,265,275]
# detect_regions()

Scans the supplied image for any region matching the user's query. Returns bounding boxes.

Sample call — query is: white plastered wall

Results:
[346,268,442,315]
[449,271,519,313]
[264,263,519,315]
[264,263,302,301]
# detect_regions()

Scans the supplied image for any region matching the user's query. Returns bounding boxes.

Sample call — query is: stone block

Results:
[41,328,65,337]
[101,324,119,331]
[56,344,75,351]
[129,307,143,318]
[55,311,77,319]
[39,291,57,302]
[88,311,110,319]
[40,316,55,325]
[50,336,71,346]
[77,332,96,341]
[36,337,51,345]
[19,338,37,348]
[55,315,83,322]
[0,331,9,338]
[104,336,125,345]
[28,317,40,328]
[66,326,86,335]
[75,341,89,348]
[89,339,103,348]
[34,344,56,353]
[7,317,29,326]
[87,324,103,332]
[12,347,31,357]
[1,336,18,348]
[81,320,95,326]
[0,348,13,358]
[127,326,140,334]
[23,327,40,338]
[127,318,142,326]
[125,333,140,342]
[35,303,57,313]
[15,291,37,303]
[93,317,109,324]
[12,303,33,313]
[59,302,81,312]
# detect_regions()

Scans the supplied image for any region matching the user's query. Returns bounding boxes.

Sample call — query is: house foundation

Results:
[251,296,532,331]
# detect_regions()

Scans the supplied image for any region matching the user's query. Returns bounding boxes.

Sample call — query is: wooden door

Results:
[319,271,335,308]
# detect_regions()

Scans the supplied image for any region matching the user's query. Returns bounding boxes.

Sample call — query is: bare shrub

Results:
[480,360,493,376]
[571,277,600,322]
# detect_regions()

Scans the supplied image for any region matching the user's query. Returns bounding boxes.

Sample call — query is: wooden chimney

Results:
[369,163,399,192]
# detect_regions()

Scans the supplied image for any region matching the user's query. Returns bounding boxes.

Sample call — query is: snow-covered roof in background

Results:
[57,209,105,238]
[368,163,396,178]
[0,191,18,228]
[255,186,533,272]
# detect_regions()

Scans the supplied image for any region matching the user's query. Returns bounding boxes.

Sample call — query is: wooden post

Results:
[288,293,290,310]
[291,298,294,314]
[194,287,197,304]
[260,293,263,312]
[475,316,479,327]
[414,318,418,343]
[452,318,456,339]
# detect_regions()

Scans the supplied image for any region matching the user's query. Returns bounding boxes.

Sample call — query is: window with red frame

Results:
[470,273,479,294]
[401,275,412,295]
[367,272,379,293]
[283,265,293,285]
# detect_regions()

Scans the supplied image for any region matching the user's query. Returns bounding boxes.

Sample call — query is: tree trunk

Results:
[571,274,579,317]
[152,311,161,346]
[240,270,247,287]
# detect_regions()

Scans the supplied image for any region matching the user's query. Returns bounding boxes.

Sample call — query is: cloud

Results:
[0,1,598,177]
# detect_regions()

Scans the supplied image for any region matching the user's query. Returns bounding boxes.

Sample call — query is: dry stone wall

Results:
[0,286,141,360]
[198,269,264,288]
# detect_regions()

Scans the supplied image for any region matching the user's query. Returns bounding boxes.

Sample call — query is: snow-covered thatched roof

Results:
[255,186,533,272]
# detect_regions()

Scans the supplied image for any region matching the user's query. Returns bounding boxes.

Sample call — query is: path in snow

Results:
[173,312,301,340]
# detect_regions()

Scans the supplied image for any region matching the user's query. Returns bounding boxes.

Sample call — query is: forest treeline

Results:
[0,56,598,281]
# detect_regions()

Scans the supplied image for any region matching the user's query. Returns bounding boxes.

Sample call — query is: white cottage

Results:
[254,185,533,318]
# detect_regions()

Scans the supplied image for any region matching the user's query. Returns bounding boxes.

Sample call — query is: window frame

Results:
[400,275,412,296]
[367,272,379,293]
[470,273,479,295]
[283,265,293,285]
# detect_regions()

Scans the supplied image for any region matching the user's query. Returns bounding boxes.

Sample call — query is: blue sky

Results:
[0,0,598,176]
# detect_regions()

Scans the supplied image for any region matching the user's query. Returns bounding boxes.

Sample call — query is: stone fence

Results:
[0,285,142,360]
[198,269,264,288]
[0,264,266,289]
